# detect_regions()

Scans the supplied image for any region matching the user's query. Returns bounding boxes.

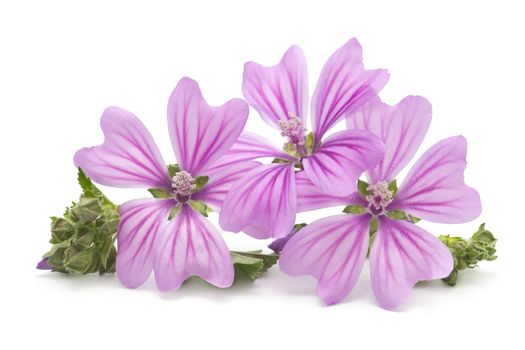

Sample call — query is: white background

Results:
[1,1,523,349]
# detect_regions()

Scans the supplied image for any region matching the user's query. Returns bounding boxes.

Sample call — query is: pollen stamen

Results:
[366,181,393,215]
[279,114,306,145]
[171,171,196,203]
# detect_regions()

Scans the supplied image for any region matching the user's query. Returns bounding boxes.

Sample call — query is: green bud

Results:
[72,197,101,223]
[50,217,74,242]
[65,248,95,274]
[439,224,497,286]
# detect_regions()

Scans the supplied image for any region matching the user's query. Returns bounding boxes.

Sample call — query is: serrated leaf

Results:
[231,250,279,281]
[78,168,114,208]
[148,188,172,198]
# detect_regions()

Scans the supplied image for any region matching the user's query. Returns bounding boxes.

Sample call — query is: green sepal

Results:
[293,223,307,231]
[305,132,315,154]
[272,158,291,164]
[231,250,279,281]
[343,205,366,214]
[388,179,399,197]
[40,168,119,275]
[357,179,370,196]
[167,164,181,178]
[367,218,379,257]
[194,176,209,190]
[148,188,172,198]
[168,205,182,220]
[189,200,209,217]
[439,223,497,286]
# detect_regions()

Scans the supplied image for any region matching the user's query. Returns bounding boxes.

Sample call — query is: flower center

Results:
[365,181,394,215]
[171,171,196,203]
[279,114,306,146]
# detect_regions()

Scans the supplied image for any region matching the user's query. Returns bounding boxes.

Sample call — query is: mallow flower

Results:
[278,96,482,309]
[219,38,389,239]
[74,77,257,291]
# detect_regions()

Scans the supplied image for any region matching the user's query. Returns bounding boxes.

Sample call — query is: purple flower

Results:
[279,96,482,309]
[74,77,256,291]
[219,38,389,239]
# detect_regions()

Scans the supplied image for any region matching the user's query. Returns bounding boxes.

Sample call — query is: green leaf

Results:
[167,164,181,178]
[343,205,366,214]
[194,176,209,190]
[78,168,114,208]
[357,179,370,196]
[230,250,279,281]
[148,188,172,198]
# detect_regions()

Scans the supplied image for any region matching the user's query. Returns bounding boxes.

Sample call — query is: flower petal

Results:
[153,205,234,291]
[116,199,174,288]
[74,107,170,189]
[192,160,261,211]
[311,38,389,141]
[347,96,432,182]
[390,136,482,223]
[370,217,454,310]
[303,129,385,197]
[219,163,296,238]
[167,77,249,175]
[279,214,371,305]
[295,171,364,212]
[243,45,308,128]
[215,132,296,166]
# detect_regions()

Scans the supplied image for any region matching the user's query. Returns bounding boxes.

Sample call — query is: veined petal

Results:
[215,132,296,166]
[167,77,248,175]
[116,199,174,288]
[153,205,234,291]
[243,45,308,128]
[192,160,261,211]
[219,163,296,239]
[311,38,389,141]
[348,96,432,183]
[390,136,482,223]
[370,217,453,310]
[296,171,363,212]
[74,107,170,189]
[303,129,385,197]
[279,214,371,305]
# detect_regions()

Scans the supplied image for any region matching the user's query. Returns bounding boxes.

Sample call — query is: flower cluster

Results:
[38,38,495,310]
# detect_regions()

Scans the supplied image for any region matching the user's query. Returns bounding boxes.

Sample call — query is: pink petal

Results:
[192,160,261,211]
[219,163,296,239]
[370,217,454,310]
[347,96,432,183]
[215,132,296,166]
[303,129,385,197]
[390,136,482,223]
[74,107,170,189]
[116,199,174,288]
[279,214,371,305]
[167,77,249,175]
[295,171,364,212]
[243,45,308,128]
[153,205,234,291]
[311,38,389,141]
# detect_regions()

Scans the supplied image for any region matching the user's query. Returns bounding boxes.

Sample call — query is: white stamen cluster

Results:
[279,114,306,145]
[171,171,196,198]
[366,181,394,215]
